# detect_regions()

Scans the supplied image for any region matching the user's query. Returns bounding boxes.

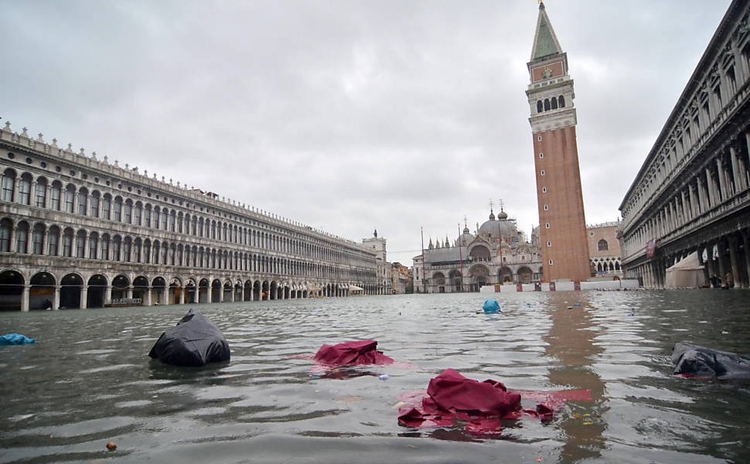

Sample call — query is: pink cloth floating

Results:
[313,340,395,367]
[398,368,591,435]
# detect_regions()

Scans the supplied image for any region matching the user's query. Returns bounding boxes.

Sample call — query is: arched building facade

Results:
[0,122,378,311]
[619,0,750,288]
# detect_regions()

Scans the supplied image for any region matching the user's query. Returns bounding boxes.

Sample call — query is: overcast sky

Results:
[1,0,732,265]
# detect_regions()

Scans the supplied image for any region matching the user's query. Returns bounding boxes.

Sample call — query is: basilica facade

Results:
[414,207,543,293]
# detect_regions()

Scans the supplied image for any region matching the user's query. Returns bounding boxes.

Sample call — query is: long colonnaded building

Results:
[0,121,379,311]
[619,0,750,288]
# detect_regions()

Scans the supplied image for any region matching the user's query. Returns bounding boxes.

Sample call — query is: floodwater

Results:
[0,290,749,464]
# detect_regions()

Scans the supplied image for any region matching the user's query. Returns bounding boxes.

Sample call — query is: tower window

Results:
[544,99,550,111]
[537,101,543,113]
[551,97,558,109]
[548,260,554,265]
[545,223,550,229]
[539,152,544,158]
[547,241,552,247]
[542,186,547,193]
[537,135,543,142]
[540,169,545,176]
[544,205,549,210]
[559,95,565,107]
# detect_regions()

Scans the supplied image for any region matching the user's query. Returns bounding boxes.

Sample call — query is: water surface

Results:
[1,290,748,463]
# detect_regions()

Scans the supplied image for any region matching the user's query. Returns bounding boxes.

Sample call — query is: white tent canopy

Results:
[665,252,706,288]
[348,284,364,292]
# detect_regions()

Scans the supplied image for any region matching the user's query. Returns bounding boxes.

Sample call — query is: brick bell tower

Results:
[526,1,590,283]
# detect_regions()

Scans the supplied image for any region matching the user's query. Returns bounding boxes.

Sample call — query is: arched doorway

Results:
[0,270,24,311]
[87,274,108,308]
[60,273,83,309]
[30,272,56,310]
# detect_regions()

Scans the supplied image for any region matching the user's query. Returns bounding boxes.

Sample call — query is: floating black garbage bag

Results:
[672,342,750,379]
[148,310,230,367]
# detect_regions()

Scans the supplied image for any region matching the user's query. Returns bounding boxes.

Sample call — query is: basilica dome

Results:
[478,208,518,242]
[456,225,475,246]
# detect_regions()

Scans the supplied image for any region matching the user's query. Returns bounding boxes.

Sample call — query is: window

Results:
[18,175,31,205]
[113,198,122,222]
[153,208,161,229]
[62,230,73,257]
[89,233,99,259]
[77,188,88,215]
[76,231,86,258]
[50,183,62,210]
[32,225,44,254]
[35,181,47,207]
[536,100,543,113]
[548,259,554,265]
[102,195,111,220]
[542,186,547,193]
[101,235,110,260]
[540,169,545,176]
[15,223,28,253]
[2,170,15,202]
[544,205,549,211]
[90,194,99,217]
[547,241,552,247]
[134,204,142,226]
[123,201,132,224]
[545,223,550,229]
[0,219,12,252]
[544,99,550,111]
[598,239,609,251]
[539,152,544,159]
[64,186,75,213]
[559,95,565,108]
[47,229,59,256]
[144,207,151,228]
[112,237,121,261]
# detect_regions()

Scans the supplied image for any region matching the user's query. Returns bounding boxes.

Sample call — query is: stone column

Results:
[716,158,728,201]
[81,286,88,309]
[105,285,113,305]
[54,285,61,310]
[144,287,152,306]
[728,235,740,289]
[21,284,29,312]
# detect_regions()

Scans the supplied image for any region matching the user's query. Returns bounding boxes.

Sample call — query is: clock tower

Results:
[526,1,590,283]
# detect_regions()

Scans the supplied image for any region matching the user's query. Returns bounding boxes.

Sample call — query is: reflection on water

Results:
[0,290,748,464]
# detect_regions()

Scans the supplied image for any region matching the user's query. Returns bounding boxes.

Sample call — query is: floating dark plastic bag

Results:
[148,310,230,367]
[673,342,750,379]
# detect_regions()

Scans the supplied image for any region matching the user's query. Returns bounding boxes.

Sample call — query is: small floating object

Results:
[106,441,117,451]
[379,374,389,381]
[566,306,573,310]
[482,299,502,314]
[573,303,581,307]
[0,333,36,345]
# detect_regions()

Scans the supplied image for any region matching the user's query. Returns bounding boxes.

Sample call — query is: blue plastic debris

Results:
[482,299,502,314]
[0,333,36,345]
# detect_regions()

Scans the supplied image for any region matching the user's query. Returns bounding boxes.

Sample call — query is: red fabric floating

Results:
[313,340,395,367]
[398,369,591,435]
